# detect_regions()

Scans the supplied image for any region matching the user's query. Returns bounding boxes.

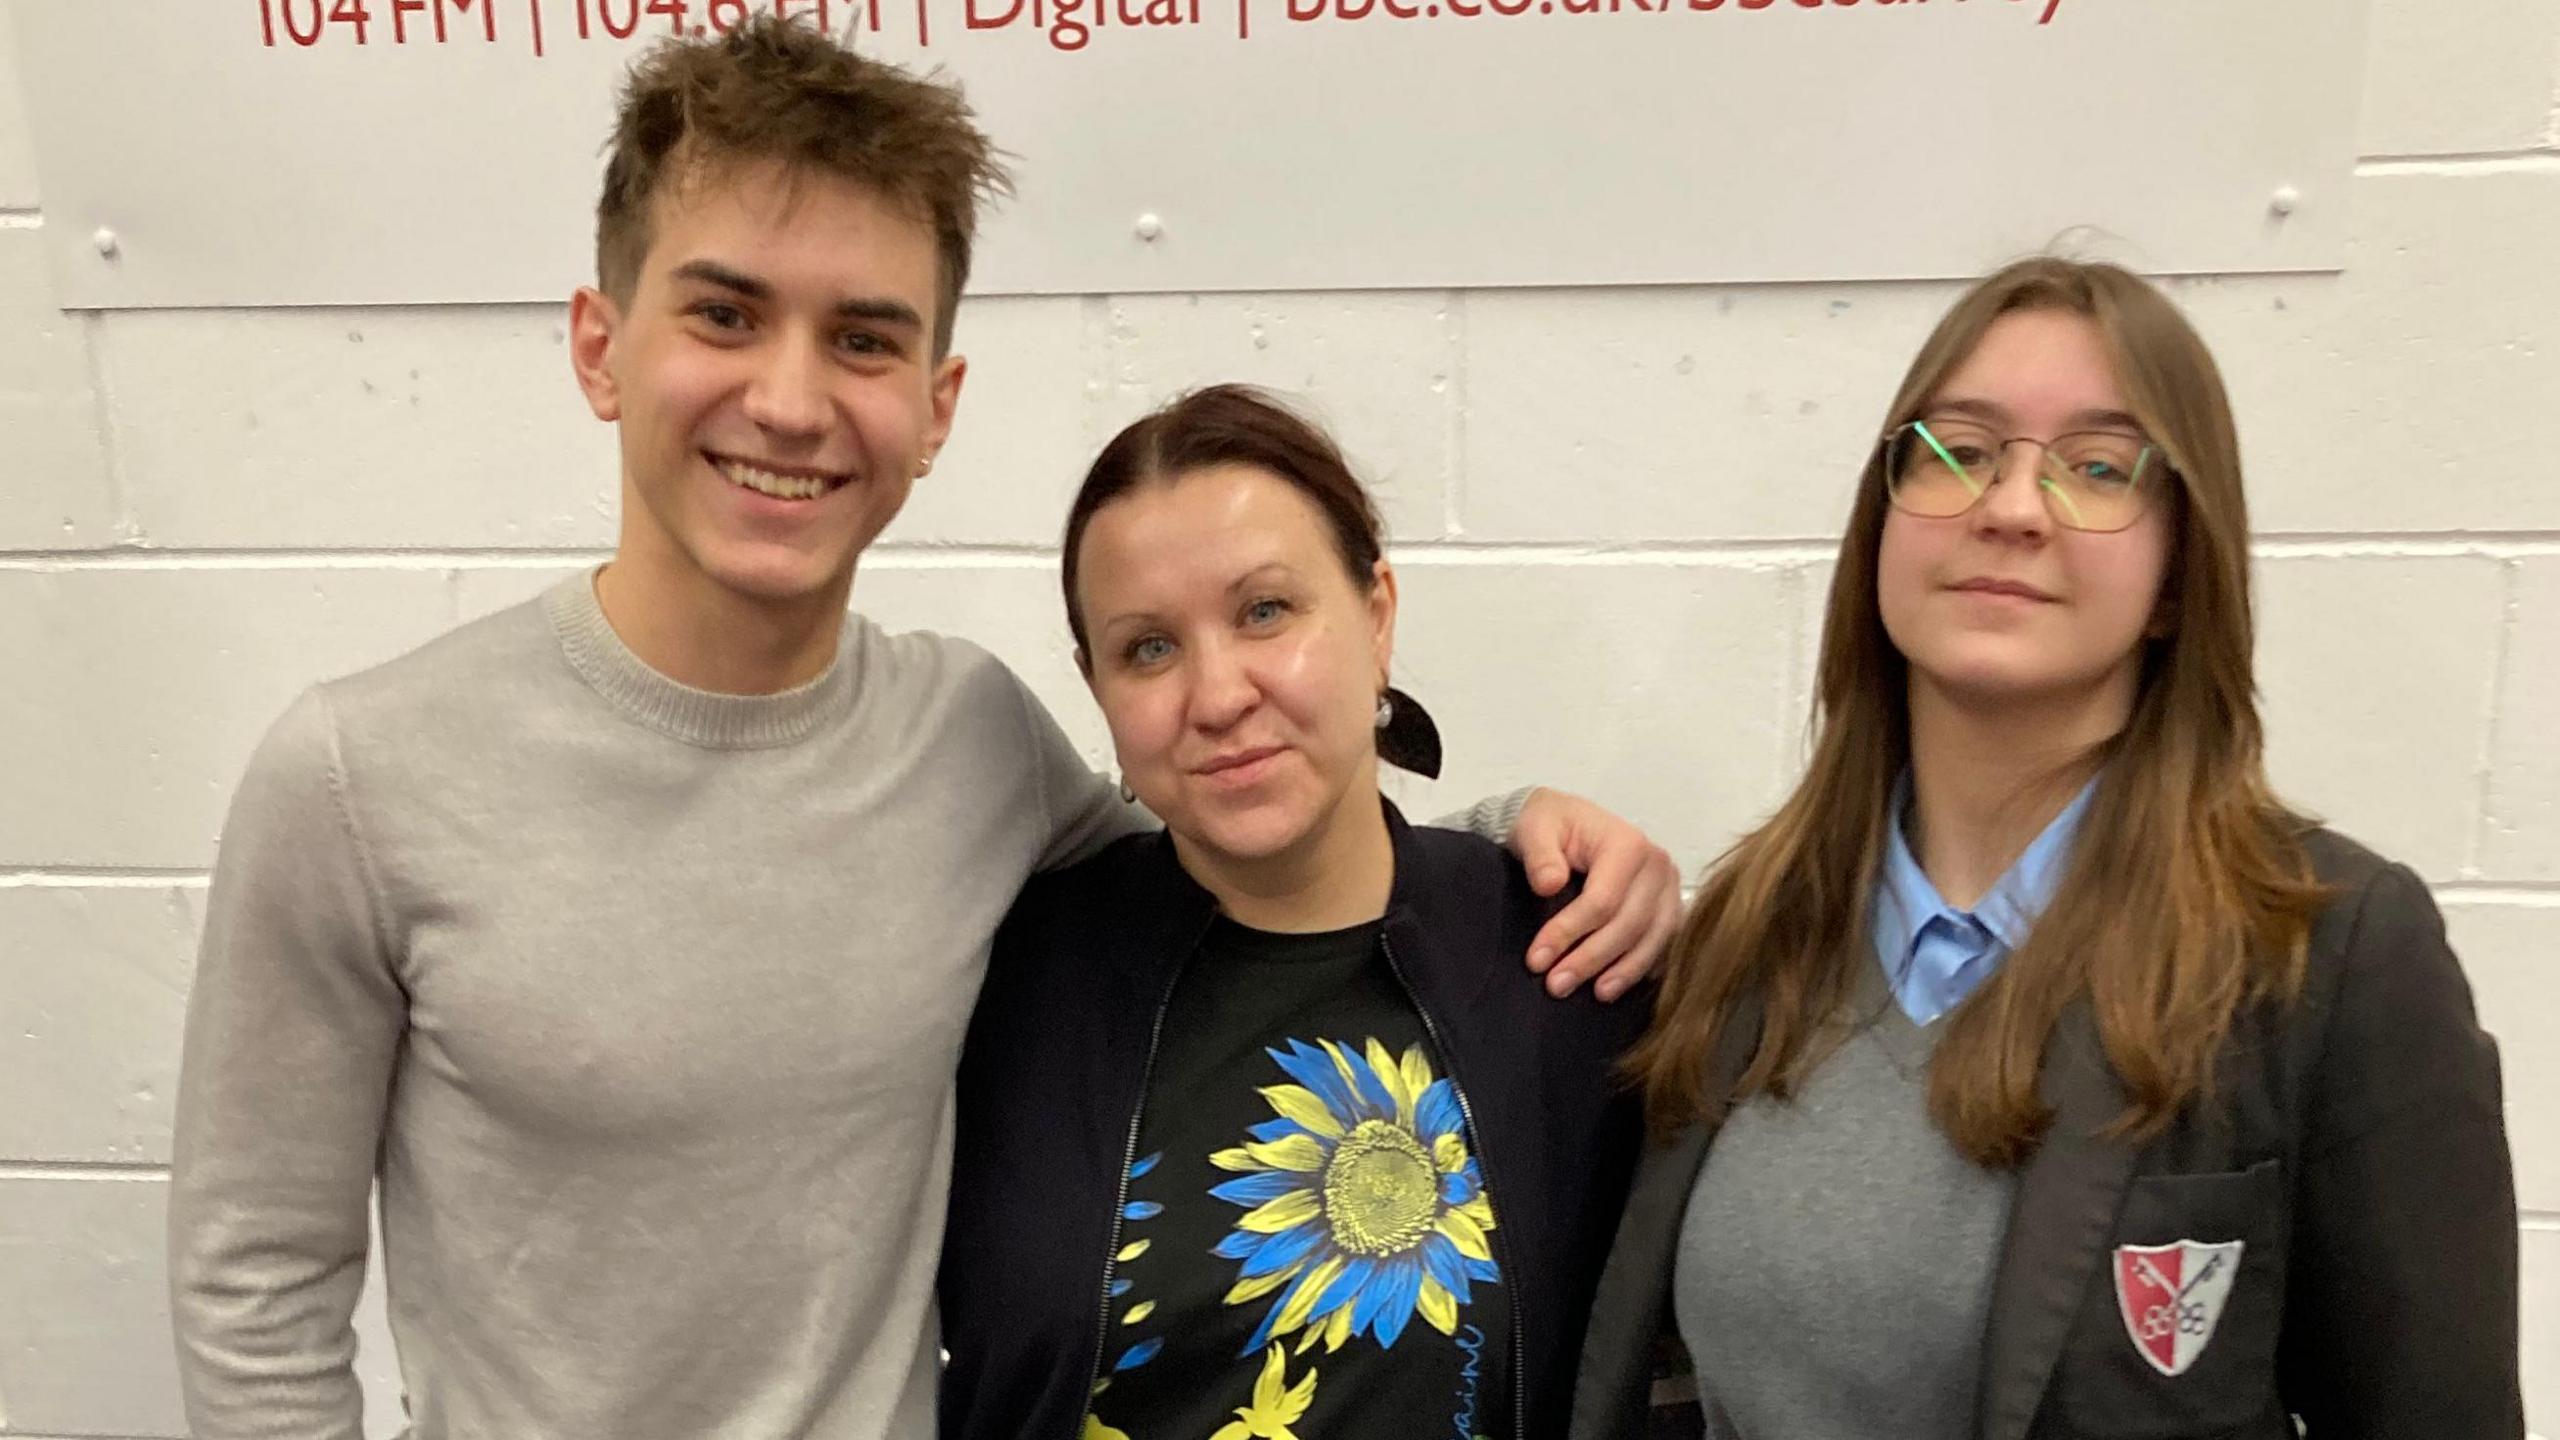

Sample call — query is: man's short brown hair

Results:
[595,17,1009,354]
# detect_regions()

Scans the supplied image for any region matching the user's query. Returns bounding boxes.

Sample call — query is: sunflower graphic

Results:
[1207,1037,1499,1356]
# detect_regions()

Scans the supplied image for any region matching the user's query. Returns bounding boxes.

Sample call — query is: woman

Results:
[1575,259,2520,1439]
[941,385,1648,1440]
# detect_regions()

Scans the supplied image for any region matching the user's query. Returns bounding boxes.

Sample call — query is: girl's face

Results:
[1877,308,2175,720]
[1075,464,1395,870]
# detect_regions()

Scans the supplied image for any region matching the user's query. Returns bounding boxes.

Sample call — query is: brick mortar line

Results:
[1444,288,1469,541]
[7,873,2550,896]
[2354,152,2560,176]
[0,1161,167,1181]
[0,870,208,887]
[2253,536,2560,557]
[0,1424,183,1434]
[81,308,133,545]
[2466,561,2525,875]
[2433,885,2560,905]
[5,535,2560,570]
[65,871,2560,899]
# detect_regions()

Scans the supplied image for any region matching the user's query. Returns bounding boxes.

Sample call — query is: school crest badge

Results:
[2112,1239,2244,1377]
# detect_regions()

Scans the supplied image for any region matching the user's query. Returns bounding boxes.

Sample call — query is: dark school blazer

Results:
[1570,827,2522,1440]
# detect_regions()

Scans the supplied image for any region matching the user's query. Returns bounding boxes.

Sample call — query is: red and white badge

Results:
[2112,1239,2244,1377]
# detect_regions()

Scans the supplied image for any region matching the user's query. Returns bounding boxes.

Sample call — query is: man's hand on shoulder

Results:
[1506,788,1682,1003]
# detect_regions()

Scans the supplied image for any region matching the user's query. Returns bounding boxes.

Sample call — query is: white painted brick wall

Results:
[3,0,2554,1431]
[0,5,36,213]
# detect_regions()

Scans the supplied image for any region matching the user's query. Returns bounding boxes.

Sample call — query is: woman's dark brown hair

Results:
[1061,384,1386,660]
[1628,258,2331,1167]
[1061,385,1443,778]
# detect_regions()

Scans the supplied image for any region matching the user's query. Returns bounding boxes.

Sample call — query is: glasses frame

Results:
[1880,418,2170,534]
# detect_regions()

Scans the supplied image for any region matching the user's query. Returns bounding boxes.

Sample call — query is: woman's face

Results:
[1876,308,2176,720]
[1075,463,1396,868]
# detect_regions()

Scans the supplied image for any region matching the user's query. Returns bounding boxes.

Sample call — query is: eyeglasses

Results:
[1880,418,2167,534]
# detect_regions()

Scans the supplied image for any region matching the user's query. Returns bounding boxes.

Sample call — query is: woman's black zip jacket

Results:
[939,802,1650,1440]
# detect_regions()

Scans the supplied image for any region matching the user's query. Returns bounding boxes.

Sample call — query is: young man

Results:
[167,18,1679,1440]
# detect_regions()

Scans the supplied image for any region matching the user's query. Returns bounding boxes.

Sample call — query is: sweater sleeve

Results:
[2277,862,2522,1438]
[1007,668,1152,874]
[1433,787,1533,846]
[169,687,407,1440]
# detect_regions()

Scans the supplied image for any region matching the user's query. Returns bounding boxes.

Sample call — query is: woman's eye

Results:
[1947,446,1995,469]
[1243,598,1290,627]
[1125,636,1173,666]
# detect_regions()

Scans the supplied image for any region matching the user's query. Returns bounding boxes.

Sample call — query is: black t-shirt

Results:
[1083,916,1511,1440]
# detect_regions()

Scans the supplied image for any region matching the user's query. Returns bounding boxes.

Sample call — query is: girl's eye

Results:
[1125,636,1173,666]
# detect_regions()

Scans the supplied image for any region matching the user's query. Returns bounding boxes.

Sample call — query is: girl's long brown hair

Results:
[1628,259,2330,1167]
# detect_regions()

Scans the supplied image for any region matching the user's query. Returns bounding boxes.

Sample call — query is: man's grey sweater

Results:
[168,574,1145,1438]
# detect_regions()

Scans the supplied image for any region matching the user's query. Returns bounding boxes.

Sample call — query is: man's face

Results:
[571,159,963,616]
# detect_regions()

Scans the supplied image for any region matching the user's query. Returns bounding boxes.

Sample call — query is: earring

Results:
[1117,775,1136,804]
[1375,692,1394,729]
[917,454,935,476]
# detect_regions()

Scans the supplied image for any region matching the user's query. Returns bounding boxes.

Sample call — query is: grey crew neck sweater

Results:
[169,574,1146,1439]
[1673,984,2018,1440]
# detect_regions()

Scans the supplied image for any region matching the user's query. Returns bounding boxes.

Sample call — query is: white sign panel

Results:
[9,0,2363,309]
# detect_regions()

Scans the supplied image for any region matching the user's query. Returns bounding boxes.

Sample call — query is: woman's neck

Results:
[1905,672,2128,909]
[1175,780,1394,933]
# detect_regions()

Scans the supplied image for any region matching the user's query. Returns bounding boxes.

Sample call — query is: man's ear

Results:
[921,352,968,471]
[568,286,623,423]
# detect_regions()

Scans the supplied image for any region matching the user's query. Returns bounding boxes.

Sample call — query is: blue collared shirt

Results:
[1871,775,2097,1025]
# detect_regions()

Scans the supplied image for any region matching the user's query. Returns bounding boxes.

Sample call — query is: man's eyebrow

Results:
[670,260,769,300]
[837,296,924,331]
[667,264,922,334]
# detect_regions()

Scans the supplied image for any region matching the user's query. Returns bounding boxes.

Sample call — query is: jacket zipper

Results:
[1072,962,1187,1440]
[1378,930,1530,1440]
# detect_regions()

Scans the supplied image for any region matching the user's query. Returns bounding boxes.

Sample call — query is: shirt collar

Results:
[1872,772,2098,983]
[1972,777,2096,950]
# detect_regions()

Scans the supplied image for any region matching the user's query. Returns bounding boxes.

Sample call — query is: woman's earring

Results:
[1117,775,1136,804]
[1375,692,1394,729]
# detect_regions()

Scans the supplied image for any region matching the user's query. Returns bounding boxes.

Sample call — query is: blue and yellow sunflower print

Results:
[1206,1036,1500,1356]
